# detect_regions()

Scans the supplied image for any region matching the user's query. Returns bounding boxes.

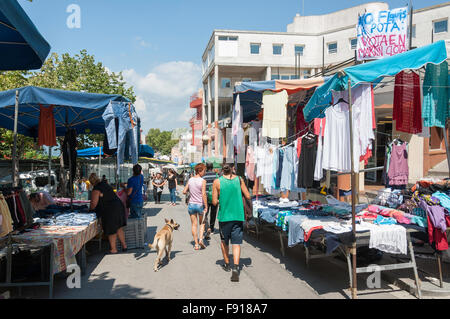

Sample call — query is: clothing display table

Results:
[12,220,101,274]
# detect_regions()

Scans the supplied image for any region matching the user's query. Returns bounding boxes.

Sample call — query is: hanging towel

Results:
[422,61,449,128]
[367,223,407,255]
[393,71,422,134]
[38,105,57,146]
[262,90,288,139]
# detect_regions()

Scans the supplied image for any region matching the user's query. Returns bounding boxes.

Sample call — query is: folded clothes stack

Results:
[34,213,96,226]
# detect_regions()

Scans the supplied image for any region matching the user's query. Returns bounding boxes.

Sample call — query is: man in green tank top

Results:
[212,163,251,282]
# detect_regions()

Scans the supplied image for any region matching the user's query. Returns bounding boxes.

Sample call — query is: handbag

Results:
[239,177,253,221]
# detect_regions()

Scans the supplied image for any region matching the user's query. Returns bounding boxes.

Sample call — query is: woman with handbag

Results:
[127,164,145,218]
[212,163,251,282]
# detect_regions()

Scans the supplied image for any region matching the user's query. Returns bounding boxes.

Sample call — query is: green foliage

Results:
[146,128,179,156]
[0,50,136,159]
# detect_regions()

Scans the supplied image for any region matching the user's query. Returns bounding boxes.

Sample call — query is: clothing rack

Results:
[0,188,55,298]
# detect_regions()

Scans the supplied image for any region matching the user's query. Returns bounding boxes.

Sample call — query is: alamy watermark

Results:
[66,264,81,289]
[66,4,81,29]
[366,264,381,289]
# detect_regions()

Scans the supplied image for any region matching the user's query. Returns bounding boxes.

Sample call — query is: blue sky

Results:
[20,0,446,134]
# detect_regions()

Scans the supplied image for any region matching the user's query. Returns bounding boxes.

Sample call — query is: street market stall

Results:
[232,40,450,298]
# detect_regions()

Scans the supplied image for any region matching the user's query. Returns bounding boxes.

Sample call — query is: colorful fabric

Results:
[422,61,449,128]
[38,105,57,147]
[393,71,422,134]
[12,220,101,274]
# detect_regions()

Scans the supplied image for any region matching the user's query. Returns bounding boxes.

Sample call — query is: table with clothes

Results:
[12,213,100,274]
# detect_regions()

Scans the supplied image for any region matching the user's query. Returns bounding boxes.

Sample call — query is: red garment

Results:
[38,105,57,146]
[427,213,450,251]
[393,71,422,134]
[15,194,26,225]
[360,147,372,165]
[296,137,302,158]
[296,105,308,134]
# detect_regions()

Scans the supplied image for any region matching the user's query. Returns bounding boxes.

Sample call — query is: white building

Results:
[201,1,450,183]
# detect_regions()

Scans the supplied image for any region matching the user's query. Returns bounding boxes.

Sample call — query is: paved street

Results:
[20,188,414,299]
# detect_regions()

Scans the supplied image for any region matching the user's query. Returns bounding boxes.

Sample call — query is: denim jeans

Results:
[129,202,143,218]
[169,188,177,203]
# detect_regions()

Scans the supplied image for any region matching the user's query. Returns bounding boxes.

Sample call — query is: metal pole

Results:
[322,37,325,73]
[48,146,52,191]
[347,77,358,299]
[12,90,19,187]
[409,0,413,50]
[444,119,450,178]
[98,142,102,177]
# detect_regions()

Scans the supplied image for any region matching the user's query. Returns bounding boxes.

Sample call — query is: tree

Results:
[0,50,137,159]
[146,129,179,156]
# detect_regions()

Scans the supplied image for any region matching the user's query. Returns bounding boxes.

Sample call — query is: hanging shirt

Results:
[232,94,244,155]
[249,120,262,148]
[262,90,288,139]
[388,142,409,186]
[393,71,422,134]
[245,146,256,182]
[38,105,57,147]
[280,145,296,191]
[314,122,324,181]
[298,134,317,188]
[261,145,275,193]
[422,61,449,128]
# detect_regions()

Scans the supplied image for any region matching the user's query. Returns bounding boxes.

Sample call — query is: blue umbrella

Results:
[0,0,51,70]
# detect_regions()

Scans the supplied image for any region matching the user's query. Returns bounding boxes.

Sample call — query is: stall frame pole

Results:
[12,90,19,187]
[347,77,358,299]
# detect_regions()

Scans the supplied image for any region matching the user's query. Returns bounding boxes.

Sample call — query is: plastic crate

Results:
[116,217,147,249]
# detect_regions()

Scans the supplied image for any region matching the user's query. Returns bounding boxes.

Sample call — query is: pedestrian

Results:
[152,172,166,204]
[203,162,219,240]
[102,175,107,184]
[127,164,145,219]
[88,173,127,254]
[212,163,251,282]
[167,169,178,206]
[183,163,207,250]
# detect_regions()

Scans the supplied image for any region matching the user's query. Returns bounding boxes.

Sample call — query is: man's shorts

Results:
[219,221,244,246]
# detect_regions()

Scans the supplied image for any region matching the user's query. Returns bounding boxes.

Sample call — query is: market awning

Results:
[0,86,130,137]
[233,78,326,123]
[303,40,448,122]
[0,0,51,70]
[77,144,154,158]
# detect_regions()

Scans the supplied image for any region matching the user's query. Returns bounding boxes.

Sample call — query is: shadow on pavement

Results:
[242,227,407,299]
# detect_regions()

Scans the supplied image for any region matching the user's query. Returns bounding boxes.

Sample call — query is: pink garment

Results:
[388,143,409,186]
[117,190,130,219]
[368,205,383,214]
[314,118,326,136]
[245,146,255,181]
[188,177,204,205]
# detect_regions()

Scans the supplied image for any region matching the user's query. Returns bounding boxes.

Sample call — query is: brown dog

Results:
[148,218,180,271]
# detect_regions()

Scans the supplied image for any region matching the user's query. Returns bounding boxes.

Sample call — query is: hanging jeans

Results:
[280,145,296,191]
[129,202,143,219]
[103,101,139,174]
[169,188,177,204]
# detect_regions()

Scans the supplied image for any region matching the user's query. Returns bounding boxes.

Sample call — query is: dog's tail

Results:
[148,238,159,250]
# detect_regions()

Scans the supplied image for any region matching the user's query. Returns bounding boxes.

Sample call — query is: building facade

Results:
[200,1,450,182]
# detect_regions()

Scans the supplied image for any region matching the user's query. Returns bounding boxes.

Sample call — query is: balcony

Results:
[190,92,203,109]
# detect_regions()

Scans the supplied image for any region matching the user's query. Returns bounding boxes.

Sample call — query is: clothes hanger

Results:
[332,97,349,107]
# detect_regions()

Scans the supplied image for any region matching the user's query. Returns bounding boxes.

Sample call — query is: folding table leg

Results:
[304,246,310,267]
[437,254,444,289]
[344,247,353,289]
[279,231,286,257]
[408,233,422,299]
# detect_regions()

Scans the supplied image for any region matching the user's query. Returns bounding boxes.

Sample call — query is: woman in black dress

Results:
[89,173,127,254]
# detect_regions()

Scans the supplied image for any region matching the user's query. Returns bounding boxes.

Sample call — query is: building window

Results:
[218,36,238,41]
[250,43,260,55]
[281,75,290,80]
[221,78,231,88]
[242,78,252,82]
[350,38,357,50]
[328,42,337,54]
[303,70,311,78]
[271,75,280,80]
[295,45,304,56]
[273,44,283,55]
[290,75,300,80]
[411,25,416,38]
[434,19,448,33]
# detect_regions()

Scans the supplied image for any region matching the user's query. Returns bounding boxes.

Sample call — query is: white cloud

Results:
[134,36,151,48]
[123,61,202,134]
